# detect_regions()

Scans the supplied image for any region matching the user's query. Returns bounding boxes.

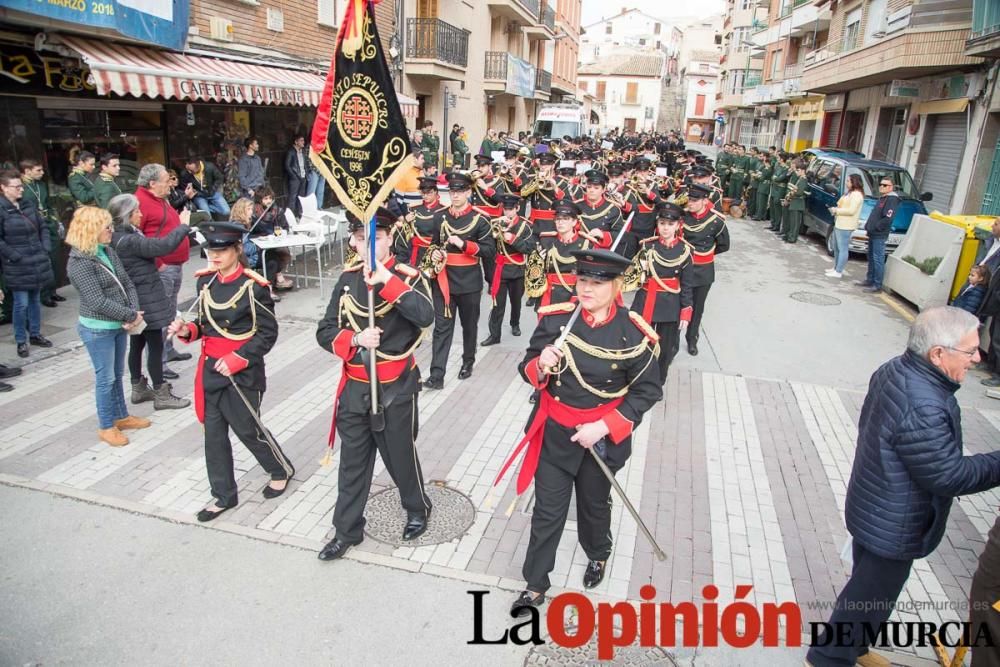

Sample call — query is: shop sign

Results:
[788,99,823,120]
[823,93,845,112]
[3,0,188,50]
[0,45,95,96]
[178,79,306,105]
[889,79,920,98]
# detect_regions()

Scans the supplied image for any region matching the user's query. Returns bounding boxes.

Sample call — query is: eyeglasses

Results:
[945,346,979,358]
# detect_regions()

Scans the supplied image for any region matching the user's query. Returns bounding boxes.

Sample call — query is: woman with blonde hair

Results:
[66,206,149,447]
[232,197,285,302]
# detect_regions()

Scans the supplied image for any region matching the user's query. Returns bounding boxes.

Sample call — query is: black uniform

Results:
[536,231,590,309]
[181,264,294,509]
[486,213,535,341]
[575,196,624,250]
[513,298,662,596]
[629,237,694,383]
[523,174,566,236]
[395,196,445,268]
[427,203,496,382]
[470,172,506,287]
[681,197,730,352]
[316,258,435,545]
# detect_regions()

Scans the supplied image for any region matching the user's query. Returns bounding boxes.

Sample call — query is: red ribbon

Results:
[194,336,247,423]
[490,253,525,302]
[641,276,680,323]
[327,355,414,447]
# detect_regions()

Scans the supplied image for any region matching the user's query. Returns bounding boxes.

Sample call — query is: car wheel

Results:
[825,229,835,256]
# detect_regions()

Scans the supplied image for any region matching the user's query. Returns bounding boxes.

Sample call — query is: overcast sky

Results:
[581,0,726,28]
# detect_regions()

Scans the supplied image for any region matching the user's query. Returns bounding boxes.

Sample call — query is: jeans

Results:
[866,236,887,288]
[158,264,183,358]
[306,170,326,209]
[834,228,853,273]
[193,192,231,217]
[78,324,129,429]
[12,290,41,344]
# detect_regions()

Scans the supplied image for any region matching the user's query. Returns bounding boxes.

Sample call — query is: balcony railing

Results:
[783,62,803,78]
[519,0,540,19]
[793,0,811,7]
[540,3,556,31]
[752,18,768,33]
[744,71,762,87]
[971,0,1000,38]
[406,18,470,67]
[535,68,552,93]
[484,51,508,79]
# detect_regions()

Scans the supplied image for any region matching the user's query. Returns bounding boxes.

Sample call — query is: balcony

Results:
[751,18,768,34]
[744,71,762,87]
[484,51,508,91]
[483,51,537,97]
[966,0,1000,57]
[488,0,539,25]
[525,3,556,40]
[535,68,552,99]
[405,18,470,79]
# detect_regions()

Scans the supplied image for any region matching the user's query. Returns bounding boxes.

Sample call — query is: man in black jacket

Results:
[284,135,309,217]
[179,158,229,218]
[856,179,899,294]
[977,219,1000,387]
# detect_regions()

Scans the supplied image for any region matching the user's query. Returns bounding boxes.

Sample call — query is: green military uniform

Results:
[452,136,468,169]
[68,168,96,206]
[421,133,439,169]
[21,176,63,297]
[755,161,772,221]
[769,162,789,232]
[716,150,731,193]
[727,154,747,202]
[94,173,123,209]
[746,154,761,216]
[782,172,809,243]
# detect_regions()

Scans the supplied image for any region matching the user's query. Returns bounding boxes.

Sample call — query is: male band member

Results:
[482,194,535,346]
[167,223,294,523]
[423,173,496,389]
[555,163,582,201]
[782,160,810,244]
[716,144,732,193]
[630,203,693,384]
[470,154,507,289]
[68,151,97,207]
[745,147,761,216]
[575,170,624,250]
[753,153,773,222]
[689,165,722,211]
[522,152,566,236]
[20,159,65,306]
[726,145,747,203]
[621,158,663,258]
[315,208,434,560]
[682,184,730,356]
[769,153,790,233]
[395,176,445,267]
[94,153,122,209]
[507,249,662,616]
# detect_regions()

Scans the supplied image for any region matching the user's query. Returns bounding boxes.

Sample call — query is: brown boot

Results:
[114,415,151,430]
[855,651,891,667]
[98,427,129,447]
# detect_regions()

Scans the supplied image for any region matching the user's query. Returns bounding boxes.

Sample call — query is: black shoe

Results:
[262,471,294,500]
[50,294,67,302]
[41,299,57,308]
[510,590,545,617]
[161,366,180,380]
[687,340,698,356]
[402,511,430,541]
[423,377,444,390]
[318,538,358,561]
[196,503,235,522]
[583,560,606,589]
[458,364,473,380]
[16,343,28,358]
[480,336,501,347]
[0,364,22,379]
[167,349,192,362]
[0,381,12,393]
[511,325,521,337]
[29,335,52,348]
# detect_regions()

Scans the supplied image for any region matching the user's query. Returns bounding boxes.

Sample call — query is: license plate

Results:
[888,233,905,246]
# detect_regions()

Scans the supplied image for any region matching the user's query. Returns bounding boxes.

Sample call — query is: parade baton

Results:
[365,215,386,432]
[169,273,218,338]
[227,376,294,478]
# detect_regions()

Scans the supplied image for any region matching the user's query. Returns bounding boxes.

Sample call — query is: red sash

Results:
[410,235,432,266]
[327,356,414,447]
[474,204,502,217]
[540,273,576,308]
[195,336,247,423]
[529,209,555,221]
[494,392,624,495]
[692,248,715,265]
[490,252,525,302]
[641,276,680,322]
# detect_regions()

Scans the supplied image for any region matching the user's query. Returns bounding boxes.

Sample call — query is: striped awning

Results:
[59,35,420,116]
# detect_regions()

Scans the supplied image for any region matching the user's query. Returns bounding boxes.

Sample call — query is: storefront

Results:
[785,98,823,153]
[820,93,845,147]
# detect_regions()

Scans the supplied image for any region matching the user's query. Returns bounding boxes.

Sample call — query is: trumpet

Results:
[622,248,648,292]
[489,215,513,241]
[419,244,447,276]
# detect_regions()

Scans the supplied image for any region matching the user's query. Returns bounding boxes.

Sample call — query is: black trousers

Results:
[482,256,496,290]
[333,395,431,544]
[653,321,680,384]
[488,277,524,340]
[687,284,712,345]
[806,541,913,666]
[989,315,1000,374]
[203,385,294,507]
[128,327,165,386]
[430,288,480,380]
[971,515,1000,667]
[522,430,615,594]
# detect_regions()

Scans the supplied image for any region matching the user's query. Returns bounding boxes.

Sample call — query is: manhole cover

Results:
[790,291,841,306]
[363,483,475,546]
[525,626,678,666]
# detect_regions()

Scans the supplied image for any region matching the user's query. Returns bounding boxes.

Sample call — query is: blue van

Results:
[800,149,933,255]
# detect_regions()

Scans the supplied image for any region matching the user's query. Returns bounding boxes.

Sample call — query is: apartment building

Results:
[683,52,722,143]
[578,52,667,133]
[579,7,682,71]
[717,0,769,145]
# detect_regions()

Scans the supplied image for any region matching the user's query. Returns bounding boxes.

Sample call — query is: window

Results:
[698,63,710,72]
[740,0,752,9]
[864,0,888,44]
[732,27,751,52]
[842,6,862,52]
[654,23,661,34]
[770,49,783,78]
[318,0,338,27]
[606,23,613,34]
[417,0,437,17]
[596,81,607,100]
[579,80,588,92]
[639,38,646,45]
[695,94,706,116]
[625,82,639,104]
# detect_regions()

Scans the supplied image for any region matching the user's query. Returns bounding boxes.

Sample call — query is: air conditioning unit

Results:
[801,32,815,48]
[266,8,284,32]
[209,17,234,42]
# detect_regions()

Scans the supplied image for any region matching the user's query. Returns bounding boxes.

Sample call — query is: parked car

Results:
[800,149,933,256]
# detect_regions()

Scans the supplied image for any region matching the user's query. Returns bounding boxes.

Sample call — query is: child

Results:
[951,264,990,315]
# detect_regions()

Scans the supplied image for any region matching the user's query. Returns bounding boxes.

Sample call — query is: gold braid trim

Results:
[338,294,426,362]
[560,333,654,400]
[548,246,577,292]
[201,280,257,341]
[441,215,480,239]
[684,214,720,234]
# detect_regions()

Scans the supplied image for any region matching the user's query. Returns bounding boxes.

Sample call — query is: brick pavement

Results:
[2,309,999,664]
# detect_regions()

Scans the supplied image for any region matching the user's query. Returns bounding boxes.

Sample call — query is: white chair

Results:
[283,208,297,230]
[299,193,319,218]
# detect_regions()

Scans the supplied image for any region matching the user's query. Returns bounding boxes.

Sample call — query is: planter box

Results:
[883,214,965,311]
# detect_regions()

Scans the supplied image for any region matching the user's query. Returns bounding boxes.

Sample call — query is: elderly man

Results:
[179,157,229,219]
[135,164,192,374]
[807,306,1000,667]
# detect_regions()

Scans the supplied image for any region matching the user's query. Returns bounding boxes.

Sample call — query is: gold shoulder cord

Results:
[559,333,654,400]
[548,246,576,291]
[441,215,479,239]
[201,280,257,341]
[338,293,425,362]
[685,214,718,234]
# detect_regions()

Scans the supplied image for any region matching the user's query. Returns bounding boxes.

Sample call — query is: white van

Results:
[532,104,588,140]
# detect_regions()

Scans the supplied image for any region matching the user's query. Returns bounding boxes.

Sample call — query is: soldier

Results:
[482,194,535,346]
[682,184,730,356]
[769,152,790,233]
[726,145,747,203]
[167,222,294,522]
[716,143,732,193]
[576,170,625,250]
[396,176,445,267]
[315,208,435,560]
[754,153,773,222]
[68,151,97,207]
[423,173,495,389]
[522,152,566,237]
[93,153,123,209]
[19,159,65,307]
[745,148,762,217]
[420,121,439,171]
[507,249,662,616]
[630,202,694,384]
[782,159,810,244]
